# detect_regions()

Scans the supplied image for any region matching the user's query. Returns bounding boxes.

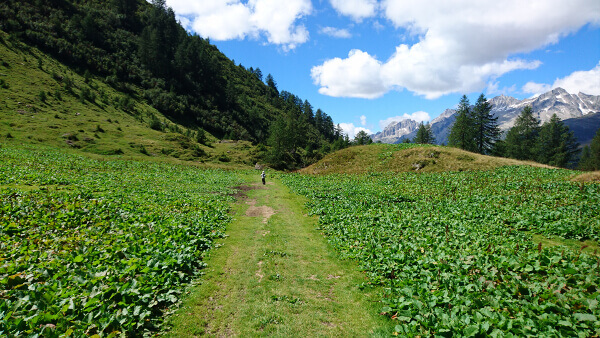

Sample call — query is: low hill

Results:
[0,33,260,167]
[300,143,552,175]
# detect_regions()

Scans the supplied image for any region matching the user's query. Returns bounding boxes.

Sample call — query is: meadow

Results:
[2,142,600,337]
[283,166,600,336]
[0,145,242,336]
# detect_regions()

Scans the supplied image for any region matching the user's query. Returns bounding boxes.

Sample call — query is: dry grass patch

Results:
[571,171,600,183]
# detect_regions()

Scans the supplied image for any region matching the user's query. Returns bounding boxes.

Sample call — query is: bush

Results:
[38,90,47,103]
[149,116,163,131]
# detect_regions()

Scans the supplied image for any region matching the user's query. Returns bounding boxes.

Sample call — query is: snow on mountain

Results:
[374,88,600,145]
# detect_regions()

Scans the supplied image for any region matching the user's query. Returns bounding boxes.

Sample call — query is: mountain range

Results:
[372,88,600,146]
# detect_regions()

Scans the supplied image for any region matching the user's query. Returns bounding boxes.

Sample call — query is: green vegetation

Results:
[413,122,435,144]
[0,33,262,166]
[166,176,390,336]
[448,94,501,155]
[0,0,347,169]
[579,127,600,171]
[446,96,580,168]
[0,145,242,336]
[283,166,600,336]
[301,143,549,175]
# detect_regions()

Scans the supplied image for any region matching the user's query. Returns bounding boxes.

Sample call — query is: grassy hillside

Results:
[0,0,347,169]
[300,143,553,175]
[0,32,261,167]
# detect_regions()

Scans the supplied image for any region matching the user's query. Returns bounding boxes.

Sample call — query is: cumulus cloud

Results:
[313,0,600,99]
[523,61,600,96]
[379,111,430,129]
[167,0,312,50]
[311,49,387,98]
[319,26,352,38]
[329,0,378,22]
[339,123,373,140]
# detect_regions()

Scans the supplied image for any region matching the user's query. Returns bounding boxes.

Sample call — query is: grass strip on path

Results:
[165,174,391,336]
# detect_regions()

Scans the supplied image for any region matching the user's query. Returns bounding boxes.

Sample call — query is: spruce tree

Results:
[414,122,435,144]
[578,128,600,170]
[354,130,372,145]
[473,94,500,154]
[448,95,475,151]
[536,114,579,168]
[591,128,600,169]
[504,106,540,160]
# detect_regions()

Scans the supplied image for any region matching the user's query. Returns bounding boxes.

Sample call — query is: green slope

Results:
[0,32,262,167]
[301,143,554,175]
[0,0,347,169]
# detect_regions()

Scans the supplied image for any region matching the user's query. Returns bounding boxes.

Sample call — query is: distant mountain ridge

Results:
[372,88,600,145]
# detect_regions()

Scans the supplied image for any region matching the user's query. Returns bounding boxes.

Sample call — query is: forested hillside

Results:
[0,0,346,168]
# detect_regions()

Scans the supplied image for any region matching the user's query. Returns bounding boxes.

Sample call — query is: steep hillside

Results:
[0,32,261,167]
[300,143,552,175]
[0,0,346,169]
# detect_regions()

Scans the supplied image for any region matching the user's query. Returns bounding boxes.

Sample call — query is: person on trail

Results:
[261,170,266,185]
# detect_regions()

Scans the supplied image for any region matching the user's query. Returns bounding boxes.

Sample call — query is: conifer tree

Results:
[504,106,540,160]
[448,95,475,151]
[473,94,500,154]
[413,122,435,144]
[578,128,600,171]
[536,114,579,168]
[353,130,372,145]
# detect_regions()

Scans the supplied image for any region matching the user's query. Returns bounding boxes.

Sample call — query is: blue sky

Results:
[167,0,600,138]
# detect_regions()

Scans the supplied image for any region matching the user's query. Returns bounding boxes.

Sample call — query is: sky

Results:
[166,0,600,139]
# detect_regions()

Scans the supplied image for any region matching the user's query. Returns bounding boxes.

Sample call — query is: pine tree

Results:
[591,128,600,169]
[448,95,475,151]
[473,94,500,154]
[504,106,540,160]
[536,114,579,168]
[578,128,600,170]
[353,130,372,145]
[414,122,435,144]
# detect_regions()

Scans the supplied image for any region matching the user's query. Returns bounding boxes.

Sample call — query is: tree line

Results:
[0,0,347,169]
[410,94,594,169]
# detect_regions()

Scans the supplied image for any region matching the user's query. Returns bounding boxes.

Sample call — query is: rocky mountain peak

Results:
[374,87,600,145]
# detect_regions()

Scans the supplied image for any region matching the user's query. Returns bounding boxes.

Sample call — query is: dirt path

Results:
[165,176,390,336]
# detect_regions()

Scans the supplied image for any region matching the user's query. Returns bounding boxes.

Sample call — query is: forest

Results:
[0,0,349,169]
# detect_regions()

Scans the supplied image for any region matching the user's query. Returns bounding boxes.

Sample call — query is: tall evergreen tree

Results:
[353,130,372,145]
[504,105,540,160]
[578,128,600,171]
[448,95,475,151]
[536,114,579,168]
[413,122,435,144]
[473,94,500,154]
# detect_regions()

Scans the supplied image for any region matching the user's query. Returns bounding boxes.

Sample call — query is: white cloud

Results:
[339,123,373,139]
[486,81,517,96]
[360,115,367,126]
[311,49,387,98]
[379,111,430,129]
[523,61,600,96]
[329,0,378,22]
[313,0,600,99]
[167,0,312,50]
[522,82,552,96]
[554,61,600,95]
[319,26,352,38]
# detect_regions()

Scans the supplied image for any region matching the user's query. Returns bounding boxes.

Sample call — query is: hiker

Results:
[261,170,266,185]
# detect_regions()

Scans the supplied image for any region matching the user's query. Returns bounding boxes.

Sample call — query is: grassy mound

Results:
[300,143,552,174]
